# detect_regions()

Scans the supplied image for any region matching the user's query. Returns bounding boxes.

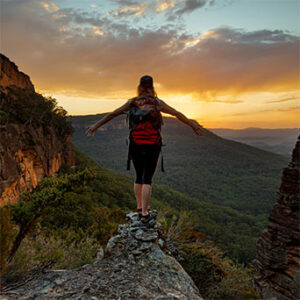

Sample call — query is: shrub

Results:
[158,210,259,299]
[0,86,73,136]
[2,224,99,285]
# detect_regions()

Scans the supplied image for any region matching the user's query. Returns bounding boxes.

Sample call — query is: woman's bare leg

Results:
[134,183,142,209]
[142,184,152,216]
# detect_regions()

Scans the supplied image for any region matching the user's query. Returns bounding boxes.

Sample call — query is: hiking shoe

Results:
[137,208,152,220]
[140,213,154,224]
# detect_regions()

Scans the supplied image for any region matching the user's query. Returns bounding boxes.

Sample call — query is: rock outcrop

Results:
[0,54,35,92]
[1,211,203,299]
[0,54,75,206]
[0,124,75,207]
[254,135,300,299]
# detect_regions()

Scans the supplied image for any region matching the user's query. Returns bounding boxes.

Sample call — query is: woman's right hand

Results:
[193,126,203,136]
[86,126,96,137]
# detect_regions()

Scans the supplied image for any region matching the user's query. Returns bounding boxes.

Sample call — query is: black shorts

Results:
[130,141,161,185]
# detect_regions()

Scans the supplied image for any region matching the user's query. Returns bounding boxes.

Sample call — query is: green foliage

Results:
[152,183,267,264]
[0,86,73,136]
[2,168,97,266]
[159,210,259,299]
[7,169,96,228]
[70,148,267,263]
[70,148,268,264]
[2,225,99,284]
[1,156,128,283]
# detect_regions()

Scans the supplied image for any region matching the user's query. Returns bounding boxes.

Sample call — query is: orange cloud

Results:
[264,96,299,104]
[156,0,175,12]
[39,1,59,12]
[200,105,300,129]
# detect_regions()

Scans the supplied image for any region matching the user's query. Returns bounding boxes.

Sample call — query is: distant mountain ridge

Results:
[209,127,299,156]
[69,113,289,216]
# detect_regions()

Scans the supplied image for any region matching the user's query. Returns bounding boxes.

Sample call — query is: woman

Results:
[86,75,203,224]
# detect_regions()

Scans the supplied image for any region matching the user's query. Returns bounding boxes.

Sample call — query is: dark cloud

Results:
[175,0,207,15]
[163,0,213,20]
[211,27,298,44]
[112,0,141,6]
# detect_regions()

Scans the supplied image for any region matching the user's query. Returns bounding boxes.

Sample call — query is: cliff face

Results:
[0,54,75,206]
[1,211,203,299]
[0,54,35,92]
[254,135,300,299]
[0,124,75,206]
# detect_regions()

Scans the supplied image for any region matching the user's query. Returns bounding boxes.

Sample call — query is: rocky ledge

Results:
[253,135,300,299]
[1,211,203,299]
[0,54,35,92]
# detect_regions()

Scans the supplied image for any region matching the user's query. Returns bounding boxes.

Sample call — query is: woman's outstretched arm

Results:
[86,99,132,136]
[159,99,203,136]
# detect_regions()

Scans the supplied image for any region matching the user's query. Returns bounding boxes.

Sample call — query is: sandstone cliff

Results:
[254,134,300,299]
[0,54,75,206]
[1,211,203,299]
[0,54,35,92]
[0,123,75,206]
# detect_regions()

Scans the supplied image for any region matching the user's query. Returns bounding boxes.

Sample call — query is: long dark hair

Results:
[137,84,157,97]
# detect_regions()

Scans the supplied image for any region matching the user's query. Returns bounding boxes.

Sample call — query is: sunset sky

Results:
[1,0,299,128]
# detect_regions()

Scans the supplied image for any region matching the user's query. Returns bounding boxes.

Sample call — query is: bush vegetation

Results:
[0,86,73,136]
[162,210,259,299]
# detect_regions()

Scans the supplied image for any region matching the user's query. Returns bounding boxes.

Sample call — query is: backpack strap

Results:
[126,137,131,170]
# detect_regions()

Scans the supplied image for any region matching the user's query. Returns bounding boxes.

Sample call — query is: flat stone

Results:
[130,228,158,242]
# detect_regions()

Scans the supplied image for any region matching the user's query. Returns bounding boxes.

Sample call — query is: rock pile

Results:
[1,211,203,299]
[253,135,300,299]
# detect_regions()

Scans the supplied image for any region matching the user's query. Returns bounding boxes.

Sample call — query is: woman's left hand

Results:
[191,121,204,136]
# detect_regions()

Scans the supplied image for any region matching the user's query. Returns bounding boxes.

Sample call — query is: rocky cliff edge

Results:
[1,211,203,299]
